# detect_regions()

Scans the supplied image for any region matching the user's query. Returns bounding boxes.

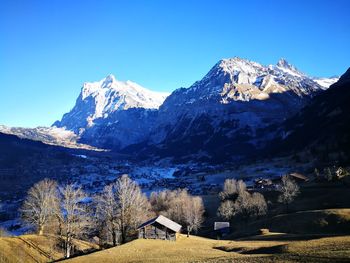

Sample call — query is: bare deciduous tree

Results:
[219,179,237,200]
[166,189,187,224]
[184,196,204,237]
[94,175,150,246]
[151,189,205,237]
[237,180,247,195]
[219,179,246,201]
[249,192,268,219]
[21,178,59,235]
[232,190,251,220]
[324,168,333,182]
[218,180,267,221]
[95,184,119,246]
[217,200,235,220]
[58,184,91,258]
[150,190,170,214]
[278,175,300,212]
[336,167,349,180]
[112,174,150,244]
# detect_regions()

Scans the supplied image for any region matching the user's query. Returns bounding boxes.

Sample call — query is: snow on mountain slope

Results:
[53,74,169,133]
[52,57,336,158]
[81,74,168,113]
[160,57,322,110]
[275,58,306,77]
[156,57,324,129]
[312,76,339,89]
[140,57,328,161]
[0,125,98,150]
[2,58,338,159]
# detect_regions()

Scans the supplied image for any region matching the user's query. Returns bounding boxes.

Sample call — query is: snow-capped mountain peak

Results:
[181,57,323,105]
[81,74,169,111]
[277,58,294,70]
[275,58,305,77]
[52,57,339,152]
[105,73,116,83]
[54,74,169,133]
[199,57,266,88]
[219,57,264,74]
[149,58,341,157]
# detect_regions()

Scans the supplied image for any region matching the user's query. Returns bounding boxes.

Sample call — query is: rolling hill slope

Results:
[0,235,98,263]
[63,234,350,263]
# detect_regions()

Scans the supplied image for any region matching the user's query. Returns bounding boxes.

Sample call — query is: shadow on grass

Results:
[52,247,101,262]
[236,233,346,242]
[214,244,287,255]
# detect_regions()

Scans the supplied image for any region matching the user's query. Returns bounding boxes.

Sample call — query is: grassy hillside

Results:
[199,181,350,238]
[64,234,350,263]
[1,233,350,263]
[64,234,246,263]
[228,209,350,238]
[1,176,350,263]
[0,235,98,263]
[211,235,350,262]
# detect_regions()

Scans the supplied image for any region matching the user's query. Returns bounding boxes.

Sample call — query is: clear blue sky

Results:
[0,0,349,127]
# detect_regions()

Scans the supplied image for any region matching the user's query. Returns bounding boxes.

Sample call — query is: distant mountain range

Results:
[53,57,339,162]
[1,57,346,163]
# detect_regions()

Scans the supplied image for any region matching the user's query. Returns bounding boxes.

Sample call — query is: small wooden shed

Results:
[137,215,182,241]
[214,222,230,238]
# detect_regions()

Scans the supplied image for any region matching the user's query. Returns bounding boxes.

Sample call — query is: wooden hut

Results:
[137,215,182,241]
[214,222,230,238]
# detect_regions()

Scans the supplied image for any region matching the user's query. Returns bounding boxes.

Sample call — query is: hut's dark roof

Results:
[289,173,309,181]
[137,215,182,233]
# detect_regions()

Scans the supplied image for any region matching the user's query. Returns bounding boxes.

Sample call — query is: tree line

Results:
[20,174,205,258]
[217,175,300,222]
[20,173,300,258]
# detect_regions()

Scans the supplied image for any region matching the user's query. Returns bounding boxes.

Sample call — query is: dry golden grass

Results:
[65,234,243,263]
[226,208,350,238]
[1,207,350,263]
[285,236,350,259]
[206,235,350,263]
[0,235,51,263]
[0,234,98,263]
[1,233,350,263]
[64,234,350,263]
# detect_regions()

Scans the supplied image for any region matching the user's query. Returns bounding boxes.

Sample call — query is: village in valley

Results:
[0,150,312,234]
[1,143,350,262]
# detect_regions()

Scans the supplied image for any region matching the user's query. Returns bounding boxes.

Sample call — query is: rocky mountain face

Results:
[1,57,338,163]
[50,57,340,162]
[78,108,159,149]
[53,74,169,148]
[271,67,350,164]
[135,58,336,162]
